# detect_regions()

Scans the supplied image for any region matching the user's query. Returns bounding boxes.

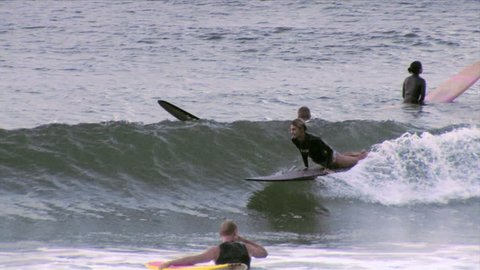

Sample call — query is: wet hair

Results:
[291,118,307,131]
[220,220,237,236]
[297,106,311,121]
[408,61,422,75]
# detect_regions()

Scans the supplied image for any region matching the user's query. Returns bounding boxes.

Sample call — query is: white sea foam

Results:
[1,244,478,270]
[325,126,480,205]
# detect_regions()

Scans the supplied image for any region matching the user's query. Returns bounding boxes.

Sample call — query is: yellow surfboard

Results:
[426,61,480,103]
[145,261,248,270]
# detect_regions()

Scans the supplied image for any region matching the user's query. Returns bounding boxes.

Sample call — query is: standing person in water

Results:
[158,220,268,269]
[403,61,426,104]
[290,118,367,170]
[297,106,311,122]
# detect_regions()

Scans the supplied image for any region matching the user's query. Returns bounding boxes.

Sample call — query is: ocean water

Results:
[1,1,479,269]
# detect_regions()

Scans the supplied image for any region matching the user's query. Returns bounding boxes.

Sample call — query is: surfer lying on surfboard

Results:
[157,220,267,269]
[290,118,367,170]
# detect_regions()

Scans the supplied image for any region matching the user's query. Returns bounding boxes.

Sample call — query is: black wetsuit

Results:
[215,241,251,268]
[292,133,334,168]
[403,74,426,104]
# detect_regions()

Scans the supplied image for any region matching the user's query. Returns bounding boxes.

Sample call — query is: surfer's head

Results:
[291,118,307,131]
[290,118,307,140]
[297,106,311,121]
[408,61,423,75]
[220,220,238,237]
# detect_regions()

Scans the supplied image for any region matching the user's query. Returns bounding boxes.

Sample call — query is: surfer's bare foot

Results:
[358,150,368,159]
[325,168,335,174]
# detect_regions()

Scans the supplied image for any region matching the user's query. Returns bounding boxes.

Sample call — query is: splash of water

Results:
[324,126,480,205]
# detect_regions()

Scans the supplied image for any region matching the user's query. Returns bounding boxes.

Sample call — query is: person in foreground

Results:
[290,118,367,170]
[158,220,268,269]
[402,61,426,104]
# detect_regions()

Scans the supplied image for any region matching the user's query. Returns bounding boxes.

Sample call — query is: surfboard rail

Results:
[245,168,330,182]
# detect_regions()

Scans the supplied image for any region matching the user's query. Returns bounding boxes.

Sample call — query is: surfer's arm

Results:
[292,139,309,168]
[237,236,268,258]
[301,151,309,168]
[419,79,426,103]
[159,247,219,269]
